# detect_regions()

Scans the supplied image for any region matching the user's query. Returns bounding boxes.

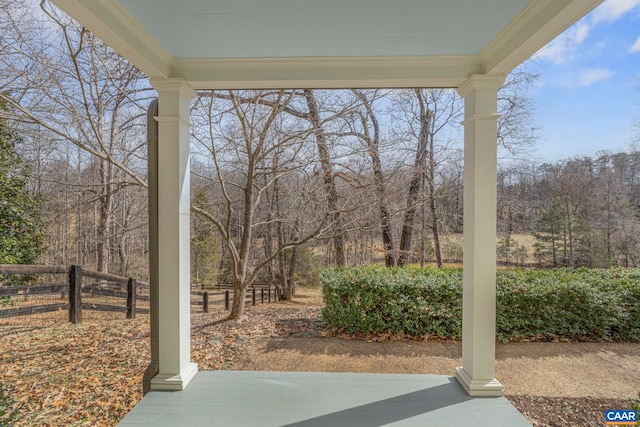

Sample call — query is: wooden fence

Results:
[0,265,277,323]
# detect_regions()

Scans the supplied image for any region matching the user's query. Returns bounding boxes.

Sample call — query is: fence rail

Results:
[0,265,68,275]
[83,268,131,284]
[0,303,67,319]
[0,283,67,296]
[81,302,150,315]
[1,265,277,323]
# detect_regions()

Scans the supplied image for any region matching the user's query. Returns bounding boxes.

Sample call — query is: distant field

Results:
[311,233,541,266]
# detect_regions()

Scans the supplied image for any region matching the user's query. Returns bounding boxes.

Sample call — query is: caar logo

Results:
[605,410,637,425]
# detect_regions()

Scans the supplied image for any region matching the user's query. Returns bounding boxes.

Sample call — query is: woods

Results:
[1,1,639,320]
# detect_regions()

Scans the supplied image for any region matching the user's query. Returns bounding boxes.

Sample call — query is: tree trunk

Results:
[429,178,443,268]
[282,221,300,300]
[426,146,444,267]
[420,182,426,268]
[282,245,297,300]
[372,155,395,266]
[273,175,289,298]
[353,90,396,267]
[97,158,113,272]
[303,90,345,266]
[218,237,227,279]
[118,233,128,276]
[562,228,567,265]
[377,181,396,266]
[567,209,574,267]
[263,178,275,281]
[398,102,431,266]
[228,278,247,320]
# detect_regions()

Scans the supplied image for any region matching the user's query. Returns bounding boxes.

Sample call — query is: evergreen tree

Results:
[191,190,220,287]
[532,197,565,266]
[0,111,45,267]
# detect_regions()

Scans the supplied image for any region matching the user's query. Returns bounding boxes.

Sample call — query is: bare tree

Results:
[391,89,462,267]
[191,90,335,320]
[398,92,431,266]
[0,1,151,272]
[303,90,346,266]
[351,90,397,267]
[211,89,350,267]
[497,67,540,158]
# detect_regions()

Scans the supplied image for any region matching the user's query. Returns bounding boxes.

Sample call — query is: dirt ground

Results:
[237,336,640,397]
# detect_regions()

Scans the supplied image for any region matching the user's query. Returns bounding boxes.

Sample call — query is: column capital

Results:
[150,77,197,100]
[457,74,506,98]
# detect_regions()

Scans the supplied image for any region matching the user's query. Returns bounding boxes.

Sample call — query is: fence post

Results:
[252,288,256,306]
[225,290,230,310]
[268,286,272,303]
[203,292,209,313]
[127,278,137,319]
[261,288,264,304]
[69,265,82,324]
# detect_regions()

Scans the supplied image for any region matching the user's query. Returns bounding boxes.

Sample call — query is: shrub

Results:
[321,266,640,342]
[495,268,630,341]
[630,391,639,426]
[322,267,462,337]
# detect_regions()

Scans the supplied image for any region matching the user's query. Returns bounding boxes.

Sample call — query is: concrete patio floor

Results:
[118,371,531,426]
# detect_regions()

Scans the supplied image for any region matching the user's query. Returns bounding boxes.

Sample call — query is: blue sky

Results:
[528,0,640,162]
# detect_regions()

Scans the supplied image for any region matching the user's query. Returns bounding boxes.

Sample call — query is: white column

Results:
[454,75,505,397]
[149,78,198,391]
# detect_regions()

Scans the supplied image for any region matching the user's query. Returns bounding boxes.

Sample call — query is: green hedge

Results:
[321,266,640,342]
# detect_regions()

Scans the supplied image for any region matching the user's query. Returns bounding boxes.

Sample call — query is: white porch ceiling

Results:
[118,0,530,59]
[52,0,603,89]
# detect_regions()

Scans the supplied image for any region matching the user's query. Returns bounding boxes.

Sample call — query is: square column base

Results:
[151,363,198,391]
[455,367,504,397]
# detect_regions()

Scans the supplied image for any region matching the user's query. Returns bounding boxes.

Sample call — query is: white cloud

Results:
[536,0,640,64]
[570,20,591,44]
[630,36,640,52]
[534,20,590,64]
[592,0,640,24]
[575,68,616,87]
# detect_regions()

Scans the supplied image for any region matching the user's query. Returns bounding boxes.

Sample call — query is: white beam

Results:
[173,56,482,90]
[149,78,197,391]
[481,0,603,75]
[455,74,505,397]
[52,0,172,78]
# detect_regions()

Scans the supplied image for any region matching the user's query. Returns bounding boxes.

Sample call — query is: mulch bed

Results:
[509,395,632,427]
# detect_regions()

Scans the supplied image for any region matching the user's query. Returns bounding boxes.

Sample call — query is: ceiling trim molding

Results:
[172,56,483,89]
[480,0,603,74]
[53,0,172,78]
